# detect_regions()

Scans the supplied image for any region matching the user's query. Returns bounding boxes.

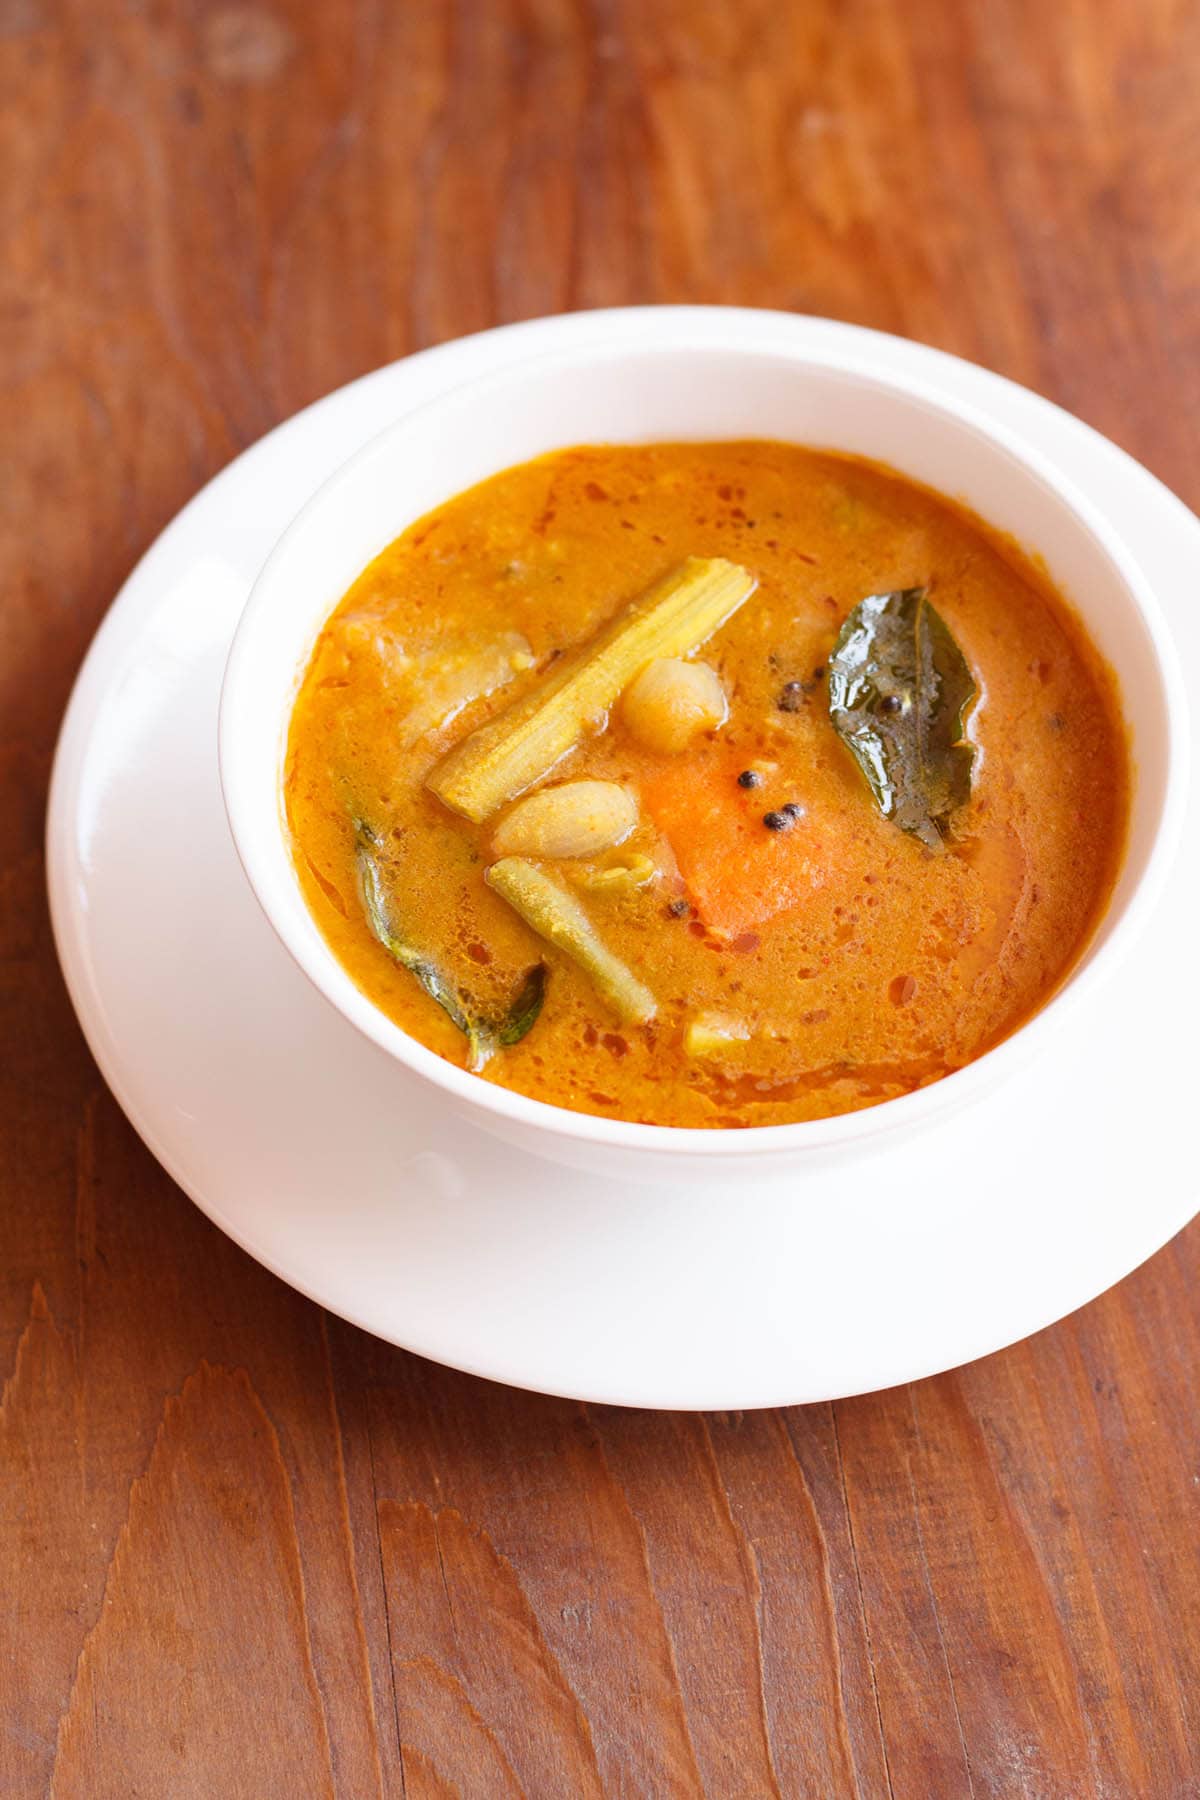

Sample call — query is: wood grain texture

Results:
[3,0,1199,1792]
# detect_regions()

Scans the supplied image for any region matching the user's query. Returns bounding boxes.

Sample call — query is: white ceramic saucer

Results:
[47,308,1199,1409]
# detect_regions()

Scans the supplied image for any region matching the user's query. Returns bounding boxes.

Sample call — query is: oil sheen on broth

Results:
[284,443,1129,1128]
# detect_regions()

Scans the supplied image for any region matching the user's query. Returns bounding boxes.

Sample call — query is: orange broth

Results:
[284,442,1129,1128]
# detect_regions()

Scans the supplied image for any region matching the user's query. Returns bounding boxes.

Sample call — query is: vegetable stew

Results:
[284,442,1129,1128]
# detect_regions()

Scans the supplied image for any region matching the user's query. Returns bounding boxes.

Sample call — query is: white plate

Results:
[47,307,1200,1409]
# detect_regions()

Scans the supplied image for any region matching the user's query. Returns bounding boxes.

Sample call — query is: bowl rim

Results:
[218,327,1189,1159]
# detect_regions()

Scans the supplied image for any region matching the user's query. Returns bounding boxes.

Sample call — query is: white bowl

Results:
[219,330,1186,1182]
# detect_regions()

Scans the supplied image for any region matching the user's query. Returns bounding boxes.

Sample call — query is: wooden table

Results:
[5,2,1198,1793]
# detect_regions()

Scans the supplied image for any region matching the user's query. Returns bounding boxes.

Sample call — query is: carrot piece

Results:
[642,752,826,938]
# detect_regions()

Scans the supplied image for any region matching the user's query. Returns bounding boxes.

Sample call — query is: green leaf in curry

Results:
[493,961,548,1047]
[354,821,545,1070]
[827,587,977,850]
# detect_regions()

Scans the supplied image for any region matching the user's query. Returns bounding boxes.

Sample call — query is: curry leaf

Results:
[494,962,547,1048]
[827,588,976,850]
[355,821,545,1069]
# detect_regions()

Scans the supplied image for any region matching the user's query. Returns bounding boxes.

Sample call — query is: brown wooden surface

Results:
[3,1,1199,1793]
